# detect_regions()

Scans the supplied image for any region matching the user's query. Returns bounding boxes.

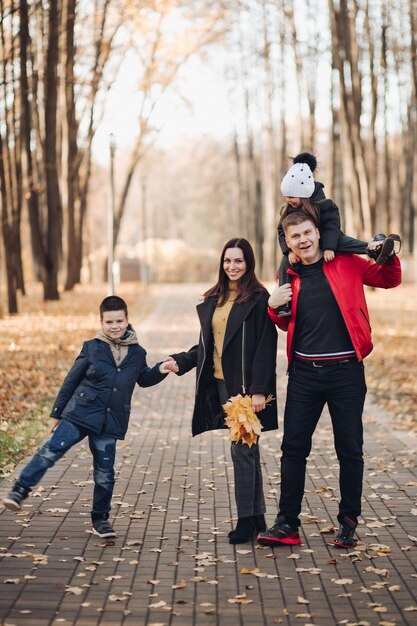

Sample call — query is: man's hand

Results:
[251,393,266,413]
[160,357,179,374]
[288,251,300,265]
[268,283,292,309]
[323,249,335,262]
[49,418,60,434]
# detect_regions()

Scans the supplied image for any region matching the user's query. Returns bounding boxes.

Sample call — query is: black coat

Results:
[171,289,278,436]
[277,182,342,254]
[50,339,167,439]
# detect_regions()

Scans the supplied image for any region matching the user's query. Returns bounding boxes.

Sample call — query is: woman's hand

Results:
[251,393,266,413]
[288,251,300,265]
[268,283,292,309]
[160,357,179,374]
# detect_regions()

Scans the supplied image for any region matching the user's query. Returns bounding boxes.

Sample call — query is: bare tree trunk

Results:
[19,0,45,286]
[43,0,62,300]
[328,0,372,239]
[0,0,19,312]
[287,1,305,149]
[260,0,276,277]
[63,0,78,291]
[381,4,391,233]
[364,0,378,231]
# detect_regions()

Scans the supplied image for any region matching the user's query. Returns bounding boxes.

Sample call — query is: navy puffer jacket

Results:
[50,339,166,439]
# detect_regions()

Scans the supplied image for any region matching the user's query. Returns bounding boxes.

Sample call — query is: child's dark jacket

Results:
[50,339,166,439]
[277,182,341,254]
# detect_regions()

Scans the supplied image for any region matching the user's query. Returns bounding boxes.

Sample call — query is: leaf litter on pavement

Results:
[0,283,416,624]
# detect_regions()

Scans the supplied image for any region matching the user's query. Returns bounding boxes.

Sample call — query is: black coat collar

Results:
[196,294,259,351]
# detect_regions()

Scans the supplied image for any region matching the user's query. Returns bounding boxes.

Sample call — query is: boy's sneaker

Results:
[92,518,117,538]
[332,516,357,549]
[257,518,301,546]
[3,483,29,511]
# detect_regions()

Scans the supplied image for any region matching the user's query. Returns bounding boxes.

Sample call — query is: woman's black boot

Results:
[228,516,255,544]
[253,514,266,533]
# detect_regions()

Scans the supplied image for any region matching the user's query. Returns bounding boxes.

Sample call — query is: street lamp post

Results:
[108,133,116,295]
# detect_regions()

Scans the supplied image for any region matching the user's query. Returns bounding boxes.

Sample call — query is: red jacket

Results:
[269,254,401,367]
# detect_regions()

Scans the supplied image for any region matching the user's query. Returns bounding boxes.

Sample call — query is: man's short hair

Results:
[282,210,318,233]
[99,296,128,319]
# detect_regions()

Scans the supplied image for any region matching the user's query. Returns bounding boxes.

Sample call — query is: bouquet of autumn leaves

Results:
[223,394,274,447]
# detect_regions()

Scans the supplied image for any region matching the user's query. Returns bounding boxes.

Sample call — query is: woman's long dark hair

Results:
[204,238,264,306]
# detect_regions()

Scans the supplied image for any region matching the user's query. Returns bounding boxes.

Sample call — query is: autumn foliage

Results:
[223,394,274,447]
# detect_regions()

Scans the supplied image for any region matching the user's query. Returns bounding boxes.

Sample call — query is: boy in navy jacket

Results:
[3,296,178,538]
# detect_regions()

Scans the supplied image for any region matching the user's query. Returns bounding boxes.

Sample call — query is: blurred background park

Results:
[0,0,416,470]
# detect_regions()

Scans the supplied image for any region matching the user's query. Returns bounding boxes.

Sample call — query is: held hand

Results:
[160,357,179,374]
[288,252,300,265]
[268,283,292,309]
[251,393,266,413]
[323,249,335,262]
[49,418,60,434]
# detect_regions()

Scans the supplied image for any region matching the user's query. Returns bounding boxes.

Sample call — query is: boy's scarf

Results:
[95,328,138,365]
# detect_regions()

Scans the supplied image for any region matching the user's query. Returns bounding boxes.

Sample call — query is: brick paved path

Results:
[1,284,416,626]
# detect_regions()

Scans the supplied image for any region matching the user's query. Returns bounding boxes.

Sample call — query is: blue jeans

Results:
[278,359,367,527]
[17,419,117,516]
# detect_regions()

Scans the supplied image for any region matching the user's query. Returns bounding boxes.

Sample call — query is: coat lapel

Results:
[223,298,258,352]
[196,297,217,344]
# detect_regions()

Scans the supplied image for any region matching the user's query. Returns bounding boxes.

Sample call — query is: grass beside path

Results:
[366,282,416,432]
[0,283,155,476]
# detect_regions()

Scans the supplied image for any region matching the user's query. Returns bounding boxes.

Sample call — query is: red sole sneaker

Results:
[257,532,301,546]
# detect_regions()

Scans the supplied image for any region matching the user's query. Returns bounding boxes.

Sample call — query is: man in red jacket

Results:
[257,211,401,549]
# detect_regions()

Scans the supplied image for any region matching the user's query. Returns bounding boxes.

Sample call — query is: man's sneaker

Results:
[332,516,357,549]
[92,518,117,538]
[257,519,301,546]
[3,483,29,511]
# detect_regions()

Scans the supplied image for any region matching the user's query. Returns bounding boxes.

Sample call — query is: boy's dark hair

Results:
[282,210,318,233]
[99,296,128,319]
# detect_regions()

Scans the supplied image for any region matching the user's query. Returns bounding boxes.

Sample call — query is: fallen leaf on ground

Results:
[65,586,84,595]
[297,596,309,604]
[332,578,353,585]
[172,579,187,590]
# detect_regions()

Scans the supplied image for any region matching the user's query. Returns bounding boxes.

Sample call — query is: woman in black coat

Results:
[172,238,278,544]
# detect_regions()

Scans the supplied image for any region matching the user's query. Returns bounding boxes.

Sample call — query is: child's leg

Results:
[276,255,292,316]
[18,420,85,490]
[337,233,369,255]
[88,435,117,517]
[279,255,291,285]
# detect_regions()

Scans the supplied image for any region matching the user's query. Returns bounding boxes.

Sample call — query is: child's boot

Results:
[367,233,386,261]
[278,302,291,317]
[367,233,401,265]
[3,482,30,511]
[91,512,116,538]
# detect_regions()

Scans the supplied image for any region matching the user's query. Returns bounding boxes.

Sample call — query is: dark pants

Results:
[217,380,266,518]
[278,359,367,528]
[279,233,369,284]
[17,419,117,517]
